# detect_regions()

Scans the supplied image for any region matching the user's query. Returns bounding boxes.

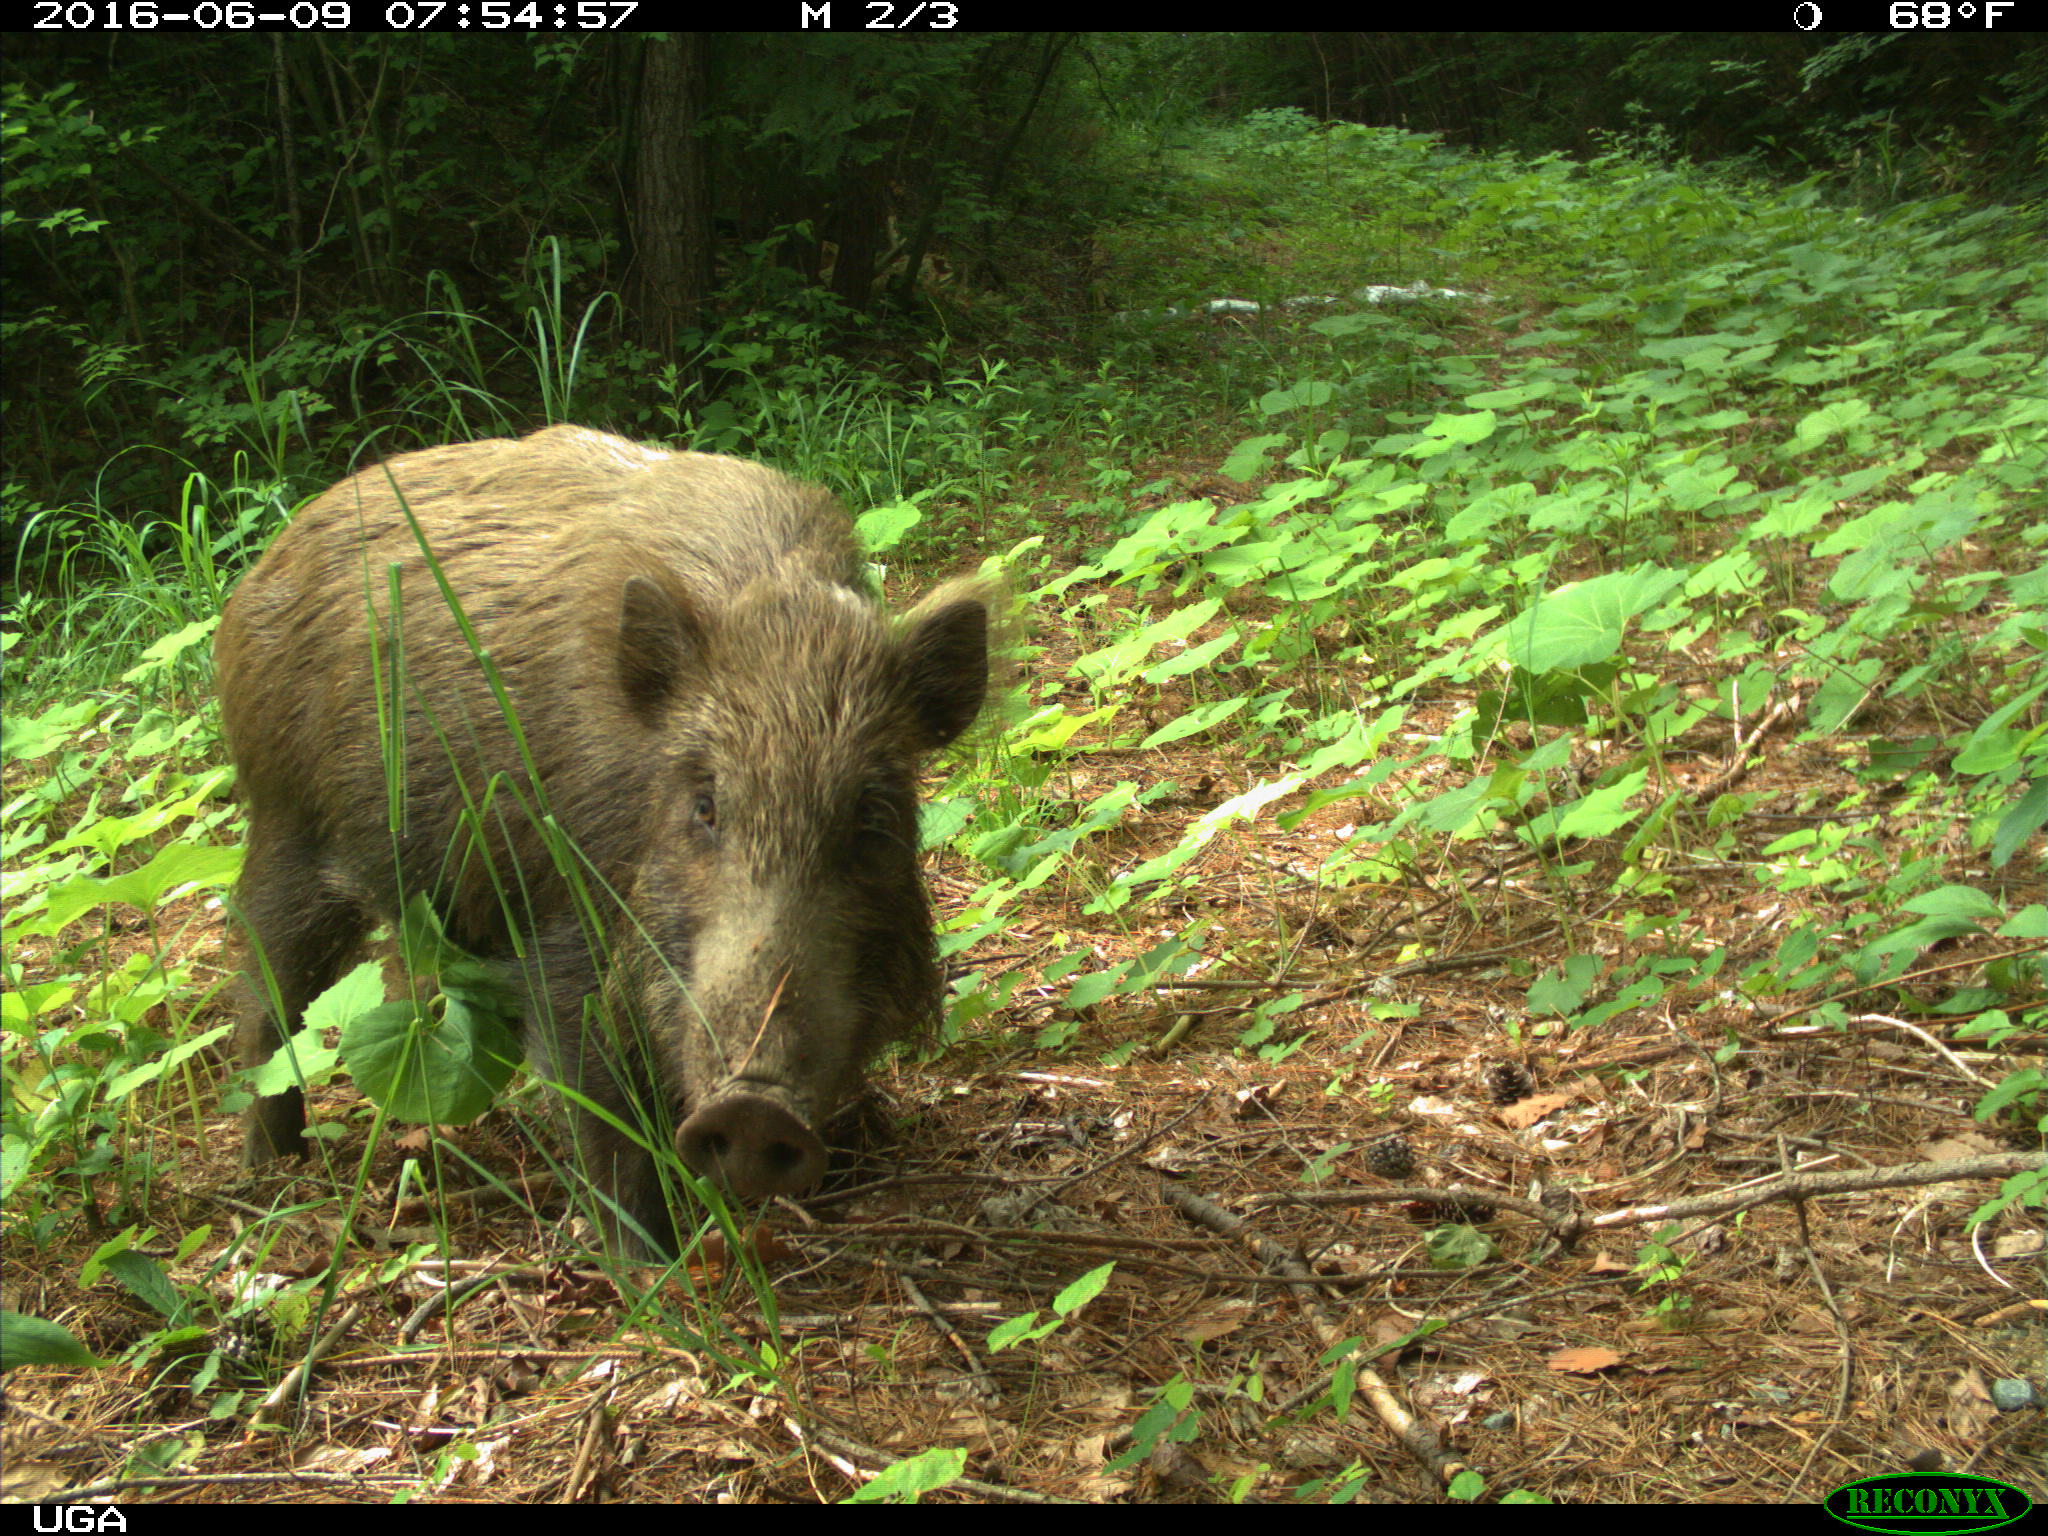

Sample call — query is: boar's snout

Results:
[678,1087,830,1199]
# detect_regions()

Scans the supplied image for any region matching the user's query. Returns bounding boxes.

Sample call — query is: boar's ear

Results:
[901,595,989,751]
[617,575,699,723]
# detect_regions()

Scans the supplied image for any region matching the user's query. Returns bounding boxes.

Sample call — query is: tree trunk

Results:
[629,33,712,365]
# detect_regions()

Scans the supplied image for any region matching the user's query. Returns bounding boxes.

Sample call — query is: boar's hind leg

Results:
[233,817,369,1166]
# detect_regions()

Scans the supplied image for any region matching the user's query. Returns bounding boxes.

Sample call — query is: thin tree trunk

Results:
[629,33,712,365]
[984,32,1072,199]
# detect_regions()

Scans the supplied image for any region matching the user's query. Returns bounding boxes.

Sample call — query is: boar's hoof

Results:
[678,1091,829,1199]
[242,1089,309,1167]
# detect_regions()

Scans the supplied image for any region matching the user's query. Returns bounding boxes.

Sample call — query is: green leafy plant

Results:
[1631,1224,1700,1329]
[986,1261,1115,1351]
[840,1446,970,1504]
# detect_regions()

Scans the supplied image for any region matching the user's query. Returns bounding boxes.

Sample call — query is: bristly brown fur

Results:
[217,425,995,1257]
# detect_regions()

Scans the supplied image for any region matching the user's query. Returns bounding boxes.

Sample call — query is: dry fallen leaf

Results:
[1499,1092,1572,1129]
[1548,1346,1624,1374]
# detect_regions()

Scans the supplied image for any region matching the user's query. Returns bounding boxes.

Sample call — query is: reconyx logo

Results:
[1825,1474,2033,1535]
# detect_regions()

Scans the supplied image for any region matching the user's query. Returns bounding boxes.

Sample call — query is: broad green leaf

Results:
[855,502,921,552]
[1,1312,101,1371]
[841,1447,968,1505]
[1502,567,1685,673]
[341,991,520,1128]
[1071,600,1221,686]
[1551,769,1649,841]
[120,617,219,682]
[1142,628,1240,684]
[1806,657,1884,735]
[1901,886,2005,922]
[1992,781,2048,868]
[1221,435,1287,483]
[1141,696,1247,749]
[28,843,242,935]
[1054,1262,1115,1316]
[1259,380,1335,415]
[1,698,97,764]
[1790,396,1874,449]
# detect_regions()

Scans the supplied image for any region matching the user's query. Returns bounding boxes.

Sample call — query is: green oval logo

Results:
[1825,1474,2033,1535]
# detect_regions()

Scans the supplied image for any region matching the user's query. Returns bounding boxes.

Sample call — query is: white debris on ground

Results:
[1117,281,1477,323]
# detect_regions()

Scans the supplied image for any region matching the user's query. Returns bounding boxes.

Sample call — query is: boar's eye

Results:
[691,792,717,833]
